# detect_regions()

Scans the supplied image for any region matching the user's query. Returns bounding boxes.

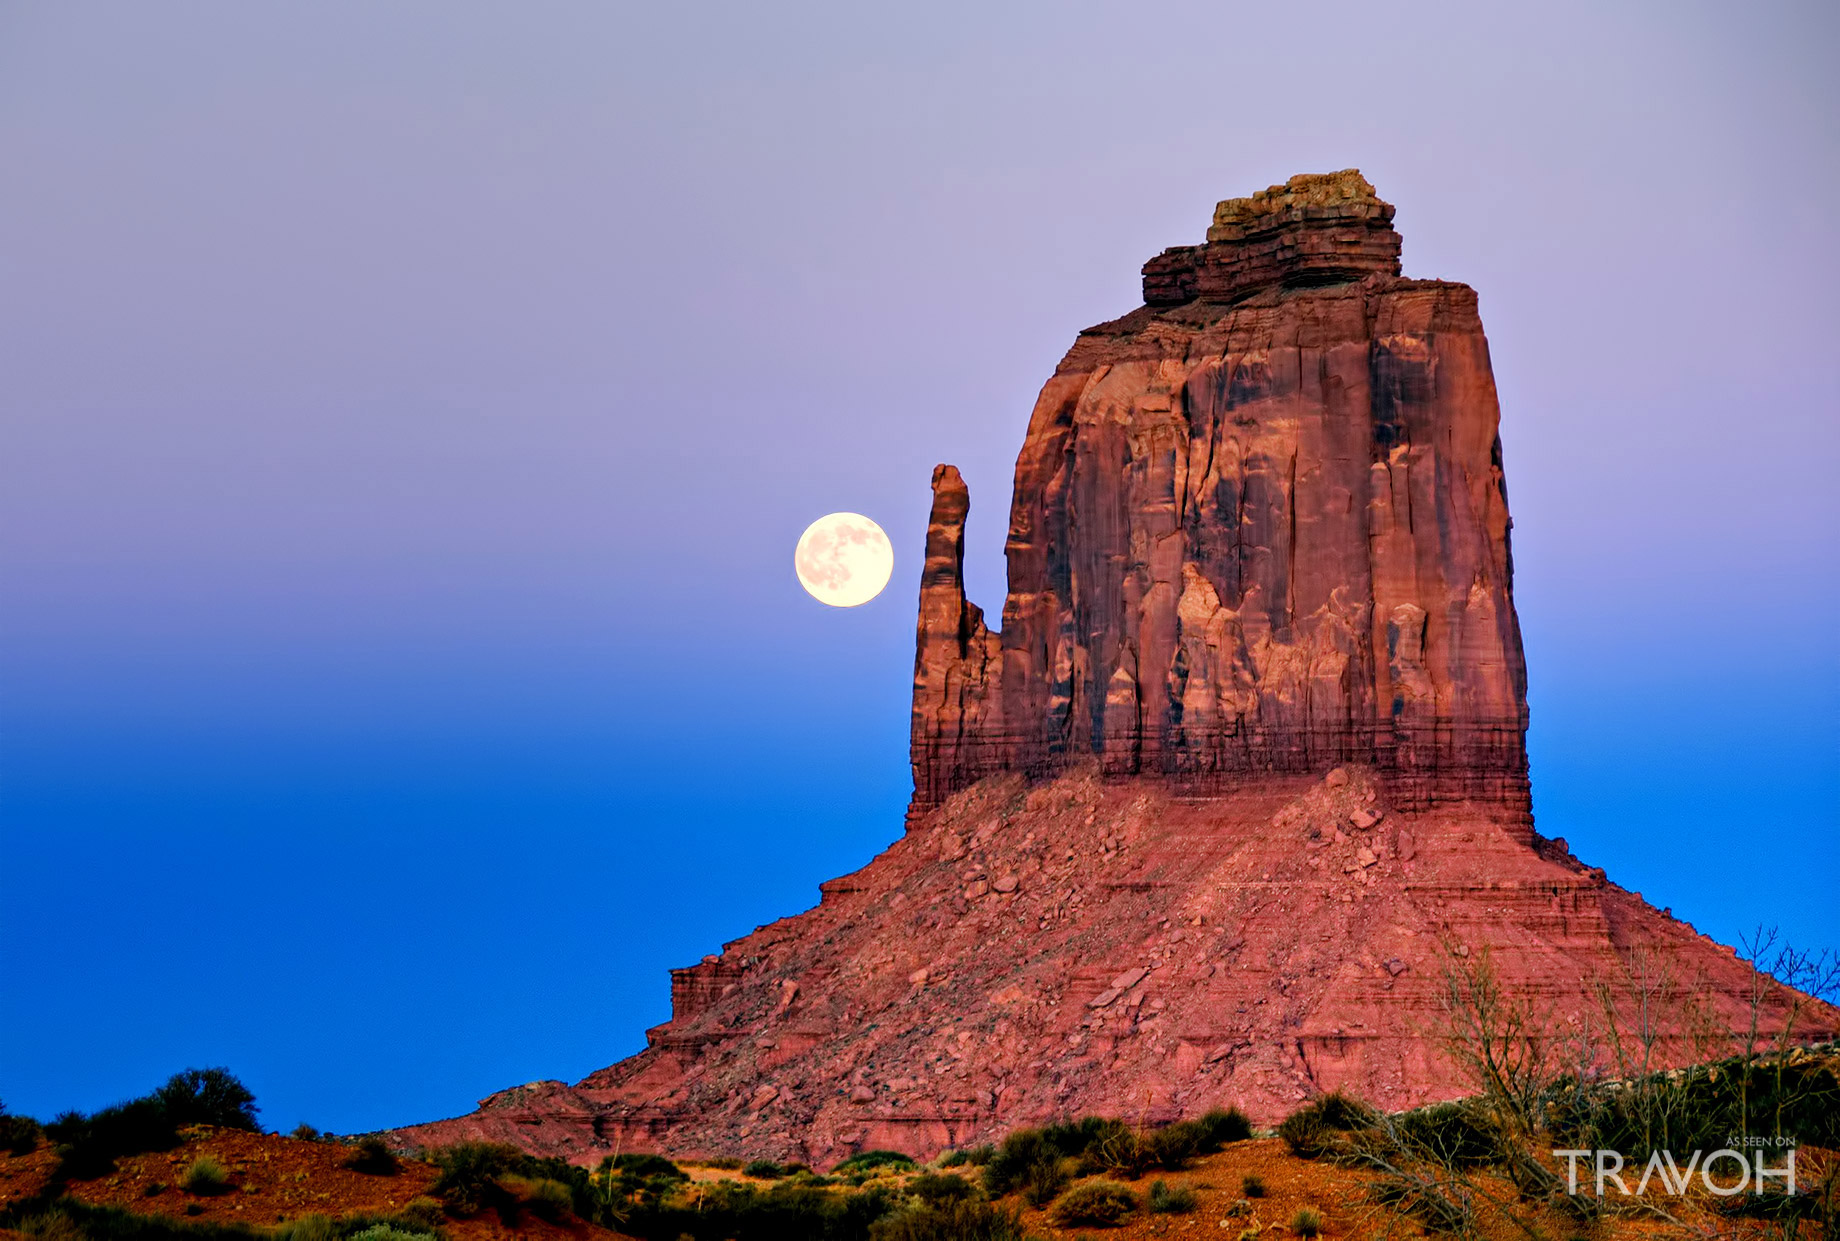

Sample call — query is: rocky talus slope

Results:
[393,172,1835,1166]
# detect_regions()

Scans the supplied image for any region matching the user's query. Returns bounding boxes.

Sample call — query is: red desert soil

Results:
[0,1127,630,1241]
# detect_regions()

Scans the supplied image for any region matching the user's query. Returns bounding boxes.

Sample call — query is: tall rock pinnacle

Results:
[392,173,1834,1168]
[913,170,1528,816]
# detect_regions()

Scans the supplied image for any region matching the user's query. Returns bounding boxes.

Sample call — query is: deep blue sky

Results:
[2,1,1835,1134]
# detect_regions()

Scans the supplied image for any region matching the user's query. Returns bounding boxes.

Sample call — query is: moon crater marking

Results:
[795,513,894,607]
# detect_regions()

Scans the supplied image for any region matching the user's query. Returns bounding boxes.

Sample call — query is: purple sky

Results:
[2,1,1835,1133]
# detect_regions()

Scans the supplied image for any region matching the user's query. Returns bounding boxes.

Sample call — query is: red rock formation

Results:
[392,172,1835,1167]
[914,171,1526,814]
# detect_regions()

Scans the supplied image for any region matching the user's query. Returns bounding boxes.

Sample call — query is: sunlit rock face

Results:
[391,173,1836,1170]
[913,171,1528,816]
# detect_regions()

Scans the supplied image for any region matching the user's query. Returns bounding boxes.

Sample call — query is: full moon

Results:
[795,512,894,607]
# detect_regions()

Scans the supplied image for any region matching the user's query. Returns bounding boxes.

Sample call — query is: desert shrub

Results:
[155,1070,259,1133]
[289,1125,324,1143]
[395,1198,445,1232]
[504,1175,574,1221]
[1077,1122,1149,1179]
[1,1102,42,1156]
[347,1229,434,1241]
[1021,1156,1069,1207]
[608,1153,687,1182]
[981,1129,1050,1196]
[1143,1124,1200,1170]
[181,1157,230,1196]
[45,1099,178,1180]
[1277,1092,1378,1159]
[1197,1107,1254,1146]
[17,1207,86,1241]
[1549,1049,1840,1161]
[39,1069,261,1181]
[429,1142,519,1216]
[344,1136,400,1176]
[1240,1173,1265,1198]
[624,1178,897,1241]
[869,1199,1027,1241]
[10,1197,262,1241]
[700,1156,744,1170]
[1289,1207,1322,1237]
[1038,1117,1116,1158]
[836,1150,917,1176]
[1369,1172,1474,1234]
[934,1150,968,1168]
[961,1145,994,1167]
[744,1159,787,1179]
[906,1173,976,1205]
[1052,1181,1137,1228]
[1147,1180,1196,1214]
[276,1215,432,1241]
[272,1214,338,1241]
[1395,1101,1502,1168]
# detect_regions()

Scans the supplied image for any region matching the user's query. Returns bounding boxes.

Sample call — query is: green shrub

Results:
[1277,1092,1378,1159]
[1021,1156,1069,1207]
[343,1137,399,1176]
[289,1125,324,1143]
[869,1199,1028,1241]
[836,1150,917,1176]
[609,1152,687,1181]
[623,1178,897,1241]
[1,1102,42,1156]
[13,1197,260,1240]
[700,1156,744,1170]
[1289,1207,1322,1237]
[934,1150,968,1168]
[1051,1181,1137,1227]
[906,1173,976,1205]
[1147,1180,1196,1214]
[395,1198,444,1232]
[1396,1102,1502,1168]
[1197,1107,1254,1146]
[981,1129,1051,1196]
[505,1175,574,1221]
[180,1157,230,1195]
[429,1142,519,1216]
[1038,1117,1117,1158]
[961,1145,995,1167]
[45,1099,179,1180]
[1241,1173,1265,1198]
[40,1068,261,1181]
[347,1228,434,1241]
[272,1214,337,1241]
[1077,1122,1149,1179]
[743,1159,786,1179]
[156,1070,260,1132]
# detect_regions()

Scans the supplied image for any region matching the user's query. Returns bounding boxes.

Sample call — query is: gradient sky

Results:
[2,1,1835,1135]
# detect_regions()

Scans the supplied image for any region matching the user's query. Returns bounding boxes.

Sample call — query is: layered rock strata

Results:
[915,171,1525,814]
[393,172,1834,1167]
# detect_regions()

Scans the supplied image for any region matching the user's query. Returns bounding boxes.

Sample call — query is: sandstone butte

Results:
[393,171,1836,1166]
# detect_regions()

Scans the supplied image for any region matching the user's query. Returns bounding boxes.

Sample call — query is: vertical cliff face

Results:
[913,171,1528,813]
